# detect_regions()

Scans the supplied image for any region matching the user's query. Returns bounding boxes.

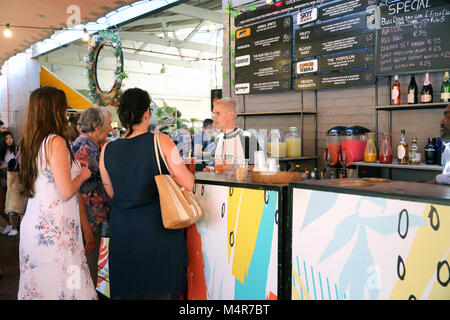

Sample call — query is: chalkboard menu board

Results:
[295,69,376,90]
[319,0,378,21]
[234,16,293,95]
[376,0,450,76]
[235,0,333,27]
[296,49,375,74]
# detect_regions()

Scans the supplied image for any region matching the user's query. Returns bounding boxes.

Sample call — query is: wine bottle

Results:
[424,138,436,165]
[397,130,409,165]
[407,74,418,104]
[421,73,433,103]
[441,71,450,102]
[391,75,401,105]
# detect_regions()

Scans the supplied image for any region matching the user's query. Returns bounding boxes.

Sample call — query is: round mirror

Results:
[94,44,117,94]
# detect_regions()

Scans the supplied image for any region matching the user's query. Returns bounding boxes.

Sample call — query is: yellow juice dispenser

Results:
[286,127,302,157]
[268,129,286,158]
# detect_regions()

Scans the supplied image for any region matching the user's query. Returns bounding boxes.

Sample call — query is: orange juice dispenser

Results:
[340,126,370,167]
[325,126,346,167]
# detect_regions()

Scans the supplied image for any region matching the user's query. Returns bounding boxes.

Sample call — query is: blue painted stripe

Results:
[311,266,317,300]
[303,261,309,293]
[300,286,304,300]
[335,284,339,300]
[319,272,324,300]
[326,278,331,300]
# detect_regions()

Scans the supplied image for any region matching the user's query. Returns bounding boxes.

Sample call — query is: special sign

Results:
[235,16,293,95]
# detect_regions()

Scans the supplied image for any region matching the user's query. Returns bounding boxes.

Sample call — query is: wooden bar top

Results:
[194,172,288,190]
[290,179,450,205]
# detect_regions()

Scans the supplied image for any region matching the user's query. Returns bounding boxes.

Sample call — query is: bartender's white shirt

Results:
[436,140,450,185]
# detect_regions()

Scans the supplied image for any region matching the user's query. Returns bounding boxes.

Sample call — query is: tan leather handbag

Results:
[5,159,28,216]
[153,133,204,229]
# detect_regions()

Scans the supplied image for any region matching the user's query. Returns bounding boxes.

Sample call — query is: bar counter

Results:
[189,173,450,300]
[188,172,289,300]
[288,179,450,300]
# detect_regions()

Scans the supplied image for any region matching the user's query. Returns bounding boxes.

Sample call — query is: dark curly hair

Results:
[0,131,17,163]
[117,88,151,138]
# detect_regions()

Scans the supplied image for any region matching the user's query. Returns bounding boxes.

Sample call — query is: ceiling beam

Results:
[119,31,221,53]
[167,4,222,24]
[55,46,216,70]
[123,15,198,28]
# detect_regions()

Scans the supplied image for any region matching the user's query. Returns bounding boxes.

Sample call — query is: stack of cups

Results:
[254,151,266,171]
[267,158,278,172]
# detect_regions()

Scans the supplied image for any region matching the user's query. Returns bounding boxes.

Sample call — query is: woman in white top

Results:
[0,131,19,236]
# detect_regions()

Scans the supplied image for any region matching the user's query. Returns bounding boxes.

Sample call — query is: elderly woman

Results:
[72,107,113,289]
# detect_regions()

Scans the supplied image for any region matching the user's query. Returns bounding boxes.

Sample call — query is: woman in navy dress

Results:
[99,88,194,299]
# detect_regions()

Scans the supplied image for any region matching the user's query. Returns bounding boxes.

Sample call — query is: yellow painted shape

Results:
[428,251,449,299]
[390,204,450,300]
[227,187,242,263]
[40,65,93,111]
[292,268,312,300]
[230,188,265,284]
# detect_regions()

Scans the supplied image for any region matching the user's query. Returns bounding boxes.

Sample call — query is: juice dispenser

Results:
[341,126,370,166]
[286,127,302,157]
[268,129,286,158]
[325,126,346,167]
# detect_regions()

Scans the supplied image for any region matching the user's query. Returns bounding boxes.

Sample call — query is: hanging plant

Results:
[85,30,128,107]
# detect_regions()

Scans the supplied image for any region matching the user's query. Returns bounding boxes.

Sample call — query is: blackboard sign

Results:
[295,69,376,90]
[235,0,333,27]
[235,17,293,95]
[296,13,373,42]
[319,0,378,21]
[295,31,376,58]
[296,49,376,74]
[376,0,450,75]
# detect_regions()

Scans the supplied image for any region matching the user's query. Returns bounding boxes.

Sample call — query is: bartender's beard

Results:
[441,125,450,140]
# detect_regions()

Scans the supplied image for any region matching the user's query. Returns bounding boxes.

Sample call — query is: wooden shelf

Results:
[376,102,448,111]
[277,156,319,162]
[237,110,317,117]
[352,161,442,171]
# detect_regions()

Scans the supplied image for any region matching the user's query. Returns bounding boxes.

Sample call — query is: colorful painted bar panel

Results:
[291,188,450,300]
[187,183,279,300]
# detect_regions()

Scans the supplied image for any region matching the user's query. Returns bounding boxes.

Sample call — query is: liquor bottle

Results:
[407,74,418,104]
[391,75,401,105]
[408,138,421,165]
[421,73,433,103]
[397,130,409,164]
[310,170,315,180]
[313,168,318,180]
[424,138,436,165]
[441,71,450,102]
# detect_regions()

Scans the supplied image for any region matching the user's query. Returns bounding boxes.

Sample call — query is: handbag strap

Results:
[154,133,173,176]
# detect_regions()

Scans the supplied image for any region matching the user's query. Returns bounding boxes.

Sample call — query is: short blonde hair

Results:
[214,98,237,114]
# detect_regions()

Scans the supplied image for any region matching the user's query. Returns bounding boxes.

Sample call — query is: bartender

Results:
[434,103,450,185]
[204,98,258,172]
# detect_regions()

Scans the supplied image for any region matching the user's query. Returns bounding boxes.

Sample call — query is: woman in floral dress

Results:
[18,86,97,300]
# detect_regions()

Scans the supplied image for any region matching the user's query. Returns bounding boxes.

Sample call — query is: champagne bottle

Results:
[407,74,418,104]
[397,130,409,165]
[391,75,401,105]
[421,73,433,103]
[441,71,450,102]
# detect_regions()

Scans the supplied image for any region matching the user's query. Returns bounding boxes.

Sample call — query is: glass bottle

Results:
[408,138,421,165]
[364,132,377,162]
[441,71,450,102]
[407,74,418,104]
[421,73,433,103]
[391,75,401,105]
[397,130,409,164]
[286,127,302,157]
[379,132,393,164]
[424,138,436,165]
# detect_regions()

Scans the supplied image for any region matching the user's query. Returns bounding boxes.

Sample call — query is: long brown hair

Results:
[19,86,75,198]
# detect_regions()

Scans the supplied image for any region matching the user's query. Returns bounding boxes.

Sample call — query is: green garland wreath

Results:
[85,30,128,107]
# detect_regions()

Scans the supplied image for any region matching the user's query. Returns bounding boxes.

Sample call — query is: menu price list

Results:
[376,0,450,75]
[235,16,293,95]
[295,69,376,91]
